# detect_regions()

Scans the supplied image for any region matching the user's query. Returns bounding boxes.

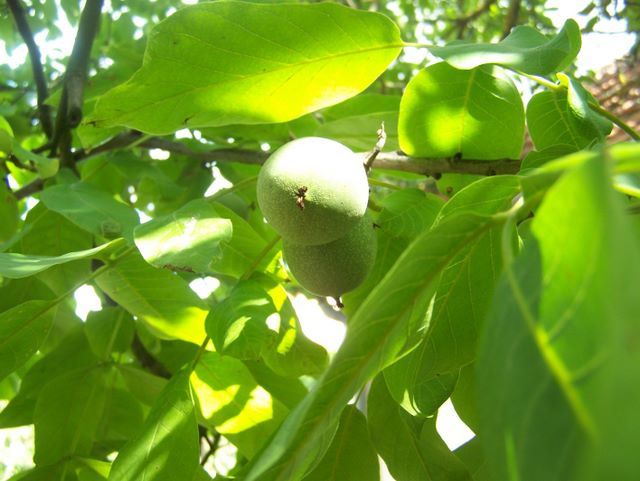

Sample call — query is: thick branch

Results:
[51,0,104,158]
[14,178,44,201]
[7,0,53,138]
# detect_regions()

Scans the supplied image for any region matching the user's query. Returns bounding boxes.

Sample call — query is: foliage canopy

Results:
[1,1,640,480]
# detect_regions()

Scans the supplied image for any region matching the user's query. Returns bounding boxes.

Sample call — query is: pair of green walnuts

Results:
[257,137,377,301]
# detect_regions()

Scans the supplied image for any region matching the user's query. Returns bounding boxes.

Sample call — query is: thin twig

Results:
[364,122,387,173]
[13,178,44,200]
[7,0,53,138]
[501,0,521,39]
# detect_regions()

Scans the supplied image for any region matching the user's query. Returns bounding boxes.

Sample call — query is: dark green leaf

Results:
[0,182,18,242]
[34,366,108,465]
[429,20,581,75]
[0,300,55,381]
[376,188,444,239]
[88,2,402,134]
[84,307,135,360]
[39,182,139,242]
[399,64,524,159]
[477,154,640,480]
[110,370,200,481]
[367,375,471,481]
[303,405,379,481]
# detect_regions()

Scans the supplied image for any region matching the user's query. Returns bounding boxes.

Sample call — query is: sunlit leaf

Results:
[110,370,201,481]
[88,2,402,134]
[399,63,524,159]
[95,251,208,344]
[429,19,581,75]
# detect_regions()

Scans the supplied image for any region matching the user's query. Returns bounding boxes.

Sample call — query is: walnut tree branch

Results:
[7,0,53,138]
[51,0,104,161]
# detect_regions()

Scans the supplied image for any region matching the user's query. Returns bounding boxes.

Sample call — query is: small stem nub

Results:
[334,297,344,309]
[364,122,387,173]
[295,186,308,211]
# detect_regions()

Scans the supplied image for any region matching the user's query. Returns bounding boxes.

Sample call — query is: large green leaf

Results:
[110,370,201,481]
[526,75,612,152]
[84,307,135,361]
[39,182,139,242]
[244,212,501,481]
[88,2,402,134]
[191,351,289,459]
[34,366,108,465]
[134,199,232,274]
[367,375,471,481]
[384,177,519,415]
[303,405,379,481]
[399,63,524,159]
[0,300,56,381]
[477,154,640,480]
[0,327,98,428]
[429,20,581,75]
[95,251,208,344]
[0,240,118,279]
[18,204,93,295]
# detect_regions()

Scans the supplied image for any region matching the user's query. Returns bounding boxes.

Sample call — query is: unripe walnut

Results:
[283,214,377,298]
[257,137,369,246]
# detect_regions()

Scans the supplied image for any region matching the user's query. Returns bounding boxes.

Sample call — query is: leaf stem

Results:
[587,101,640,141]
[240,234,281,281]
[189,335,211,371]
[368,178,402,190]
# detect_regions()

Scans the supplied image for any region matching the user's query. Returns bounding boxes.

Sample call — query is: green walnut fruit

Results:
[257,137,369,246]
[283,214,377,298]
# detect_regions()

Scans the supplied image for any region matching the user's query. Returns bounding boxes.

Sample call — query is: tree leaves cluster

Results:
[1,1,639,481]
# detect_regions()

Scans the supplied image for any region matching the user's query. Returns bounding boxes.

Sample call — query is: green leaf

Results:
[257,278,329,378]
[0,326,98,428]
[367,375,472,481]
[526,76,612,152]
[84,307,135,360]
[208,203,276,279]
[206,280,275,360]
[88,2,402,134]
[450,363,479,433]
[191,352,289,458]
[244,212,500,481]
[384,368,458,417]
[376,188,444,239]
[0,300,56,381]
[0,182,18,242]
[399,63,524,159]
[0,115,13,153]
[95,251,208,344]
[303,405,379,481]
[17,204,93,295]
[34,366,108,465]
[384,177,519,415]
[477,154,640,480]
[110,370,201,481]
[134,199,233,274]
[118,364,167,407]
[315,94,401,151]
[11,140,59,178]
[429,20,581,75]
[0,240,119,279]
[39,182,139,242]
